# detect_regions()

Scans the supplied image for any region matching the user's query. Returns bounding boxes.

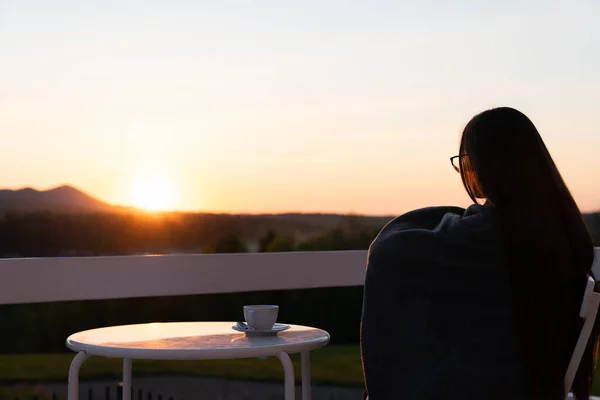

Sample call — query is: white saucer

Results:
[232,323,290,336]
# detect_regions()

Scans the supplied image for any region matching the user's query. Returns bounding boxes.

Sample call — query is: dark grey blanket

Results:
[361,204,527,399]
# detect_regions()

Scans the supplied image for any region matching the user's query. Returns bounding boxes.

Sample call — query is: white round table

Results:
[66,322,330,400]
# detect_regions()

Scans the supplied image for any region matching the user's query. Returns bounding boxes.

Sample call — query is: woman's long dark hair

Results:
[459,107,597,399]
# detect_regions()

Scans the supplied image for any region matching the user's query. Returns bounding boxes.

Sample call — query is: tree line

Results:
[0,211,383,257]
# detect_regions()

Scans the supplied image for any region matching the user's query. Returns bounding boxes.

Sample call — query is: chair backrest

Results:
[564,250,600,397]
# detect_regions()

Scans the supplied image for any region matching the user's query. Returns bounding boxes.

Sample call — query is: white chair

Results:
[565,248,600,399]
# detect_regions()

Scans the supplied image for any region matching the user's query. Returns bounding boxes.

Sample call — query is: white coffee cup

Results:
[243,305,279,330]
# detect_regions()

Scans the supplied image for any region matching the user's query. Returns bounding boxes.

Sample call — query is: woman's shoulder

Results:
[388,205,466,226]
[372,205,465,243]
[369,204,497,263]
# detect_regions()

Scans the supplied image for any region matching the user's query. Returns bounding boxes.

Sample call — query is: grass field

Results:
[0,346,363,387]
[1,346,600,396]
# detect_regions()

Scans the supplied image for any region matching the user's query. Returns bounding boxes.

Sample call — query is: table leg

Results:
[123,359,132,400]
[68,352,89,400]
[276,352,295,400]
[301,352,311,400]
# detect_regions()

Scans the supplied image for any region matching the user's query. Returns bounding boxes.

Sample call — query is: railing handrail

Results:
[0,251,368,305]
[2,248,598,306]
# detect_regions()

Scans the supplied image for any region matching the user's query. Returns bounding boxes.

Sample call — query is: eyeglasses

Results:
[450,154,466,172]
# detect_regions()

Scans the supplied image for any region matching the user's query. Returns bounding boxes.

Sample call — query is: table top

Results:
[66,322,330,360]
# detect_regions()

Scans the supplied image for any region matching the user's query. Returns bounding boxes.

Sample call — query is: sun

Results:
[129,174,178,211]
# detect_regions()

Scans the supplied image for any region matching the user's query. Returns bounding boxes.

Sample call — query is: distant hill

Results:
[0,185,115,213]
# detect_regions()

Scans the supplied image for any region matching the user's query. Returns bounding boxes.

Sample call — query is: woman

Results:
[361,107,597,400]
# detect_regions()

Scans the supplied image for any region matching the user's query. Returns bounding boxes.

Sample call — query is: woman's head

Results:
[457,107,597,400]
[458,107,562,207]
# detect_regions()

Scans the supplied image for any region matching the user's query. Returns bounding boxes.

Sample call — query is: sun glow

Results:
[129,174,179,211]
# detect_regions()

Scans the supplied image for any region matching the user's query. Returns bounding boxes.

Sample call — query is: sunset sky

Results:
[1,1,599,214]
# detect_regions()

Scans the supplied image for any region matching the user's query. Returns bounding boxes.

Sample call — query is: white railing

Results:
[1,248,599,306]
[0,251,368,305]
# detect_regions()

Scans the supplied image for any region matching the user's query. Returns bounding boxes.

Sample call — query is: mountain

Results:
[0,185,115,213]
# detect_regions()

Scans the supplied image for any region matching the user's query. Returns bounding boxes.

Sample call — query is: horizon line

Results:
[1,184,599,217]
